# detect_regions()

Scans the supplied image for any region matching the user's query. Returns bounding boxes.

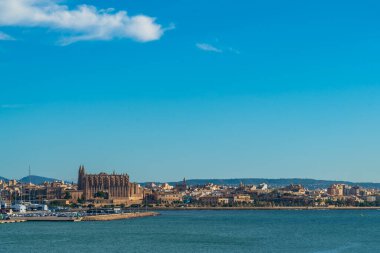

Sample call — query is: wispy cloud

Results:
[0,104,27,109]
[0,31,14,41]
[196,42,241,54]
[0,0,170,45]
[196,43,222,53]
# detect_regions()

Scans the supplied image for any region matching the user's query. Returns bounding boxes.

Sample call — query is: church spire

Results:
[78,165,85,190]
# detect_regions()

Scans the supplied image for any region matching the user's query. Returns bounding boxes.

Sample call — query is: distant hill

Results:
[142,178,380,190]
[0,176,8,181]
[19,175,58,184]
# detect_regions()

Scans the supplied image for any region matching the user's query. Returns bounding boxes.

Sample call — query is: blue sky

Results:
[0,0,380,182]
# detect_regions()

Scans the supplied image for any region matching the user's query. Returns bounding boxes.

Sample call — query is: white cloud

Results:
[196,43,222,53]
[0,31,14,40]
[0,0,168,45]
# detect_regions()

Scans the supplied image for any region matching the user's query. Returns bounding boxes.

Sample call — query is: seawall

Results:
[12,216,81,222]
[148,206,380,211]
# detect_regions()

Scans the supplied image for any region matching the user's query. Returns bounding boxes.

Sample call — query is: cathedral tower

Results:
[78,165,85,190]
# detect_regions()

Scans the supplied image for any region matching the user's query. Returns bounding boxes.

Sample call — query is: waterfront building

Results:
[365,196,376,202]
[327,184,345,196]
[233,194,253,204]
[349,186,361,196]
[218,197,232,205]
[11,204,26,213]
[343,185,352,196]
[153,192,183,204]
[22,181,70,203]
[198,195,221,205]
[77,165,143,206]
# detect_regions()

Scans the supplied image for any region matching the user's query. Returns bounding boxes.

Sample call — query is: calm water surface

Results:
[1,210,379,253]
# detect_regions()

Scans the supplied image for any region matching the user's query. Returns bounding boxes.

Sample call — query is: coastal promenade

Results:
[149,206,380,211]
[12,216,82,222]
[82,212,159,221]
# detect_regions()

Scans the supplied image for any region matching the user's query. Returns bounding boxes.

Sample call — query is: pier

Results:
[81,212,159,221]
[4,212,159,223]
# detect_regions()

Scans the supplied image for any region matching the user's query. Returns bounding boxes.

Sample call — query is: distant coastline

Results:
[2,175,380,190]
[143,178,380,190]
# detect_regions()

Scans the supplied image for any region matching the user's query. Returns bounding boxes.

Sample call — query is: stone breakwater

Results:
[82,212,159,221]
[8,212,159,222]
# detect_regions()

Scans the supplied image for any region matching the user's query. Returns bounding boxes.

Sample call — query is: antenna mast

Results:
[29,165,31,203]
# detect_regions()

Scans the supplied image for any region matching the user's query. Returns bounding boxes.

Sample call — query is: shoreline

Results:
[148,206,380,211]
[8,212,159,222]
[82,212,159,221]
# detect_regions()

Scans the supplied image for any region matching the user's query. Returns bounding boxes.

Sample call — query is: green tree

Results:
[64,191,72,199]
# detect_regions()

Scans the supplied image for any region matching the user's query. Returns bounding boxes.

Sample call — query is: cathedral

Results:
[77,165,143,205]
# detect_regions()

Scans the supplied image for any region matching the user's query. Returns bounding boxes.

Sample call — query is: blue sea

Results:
[1,210,380,253]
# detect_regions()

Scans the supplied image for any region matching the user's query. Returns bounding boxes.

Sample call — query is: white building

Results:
[11,204,26,213]
[257,183,268,190]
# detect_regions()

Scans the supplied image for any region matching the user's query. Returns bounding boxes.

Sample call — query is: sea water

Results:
[1,210,379,253]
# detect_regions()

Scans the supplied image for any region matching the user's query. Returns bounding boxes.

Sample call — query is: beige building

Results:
[233,194,253,204]
[327,184,345,196]
[154,192,183,204]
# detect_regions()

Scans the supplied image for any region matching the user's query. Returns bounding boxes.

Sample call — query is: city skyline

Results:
[1,0,380,182]
[1,166,379,210]
[1,168,380,186]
